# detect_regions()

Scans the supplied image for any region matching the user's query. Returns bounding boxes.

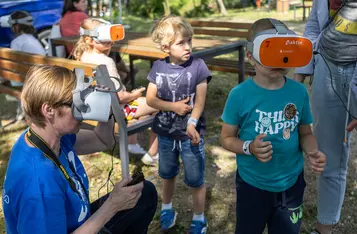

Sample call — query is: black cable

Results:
[313,51,357,120]
[97,115,117,198]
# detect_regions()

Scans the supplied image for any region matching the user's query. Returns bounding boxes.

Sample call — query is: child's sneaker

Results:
[160,209,177,231]
[128,143,146,155]
[141,153,156,166]
[189,219,208,234]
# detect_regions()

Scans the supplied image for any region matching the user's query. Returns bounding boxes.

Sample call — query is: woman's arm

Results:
[74,117,115,155]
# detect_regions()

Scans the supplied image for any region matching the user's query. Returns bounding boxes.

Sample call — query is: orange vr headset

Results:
[80,19,125,42]
[246,19,313,68]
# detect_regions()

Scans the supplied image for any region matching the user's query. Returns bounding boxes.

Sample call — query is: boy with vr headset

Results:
[220,18,326,234]
[146,15,211,233]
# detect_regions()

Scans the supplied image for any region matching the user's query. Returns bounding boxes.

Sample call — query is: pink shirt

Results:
[59,11,88,53]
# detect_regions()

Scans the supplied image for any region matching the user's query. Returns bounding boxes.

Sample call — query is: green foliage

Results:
[184,0,215,17]
[127,0,165,19]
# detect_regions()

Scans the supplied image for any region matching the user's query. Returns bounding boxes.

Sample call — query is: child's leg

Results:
[235,171,273,234]
[158,136,180,230]
[180,137,207,229]
[267,172,306,234]
[147,130,158,156]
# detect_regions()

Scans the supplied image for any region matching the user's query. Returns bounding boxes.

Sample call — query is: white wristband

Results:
[187,117,198,127]
[242,141,252,155]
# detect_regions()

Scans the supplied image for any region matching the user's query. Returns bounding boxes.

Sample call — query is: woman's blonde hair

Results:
[151,15,194,50]
[72,18,106,60]
[21,65,76,128]
[247,18,288,42]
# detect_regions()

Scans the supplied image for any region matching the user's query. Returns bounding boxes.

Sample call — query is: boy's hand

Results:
[173,97,192,116]
[307,151,326,174]
[187,124,200,145]
[347,119,357,132]
[250,134,273,163]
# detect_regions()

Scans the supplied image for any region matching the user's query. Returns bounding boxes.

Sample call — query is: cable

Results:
[313,51,357,120]
[97,115,117,198]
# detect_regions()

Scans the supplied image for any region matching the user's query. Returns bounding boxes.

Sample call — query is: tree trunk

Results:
[216,0,228,15]
[163,0,171,16]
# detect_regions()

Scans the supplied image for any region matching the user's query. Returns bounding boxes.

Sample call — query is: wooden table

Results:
[51,32,246,86]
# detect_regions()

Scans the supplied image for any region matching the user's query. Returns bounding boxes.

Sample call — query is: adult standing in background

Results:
[293,1,357,234]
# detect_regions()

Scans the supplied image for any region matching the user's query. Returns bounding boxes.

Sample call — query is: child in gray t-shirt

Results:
[146,15,211,234]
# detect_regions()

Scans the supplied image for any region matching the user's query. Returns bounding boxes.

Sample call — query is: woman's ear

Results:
[84,36,94,46]
[41,103,55,120]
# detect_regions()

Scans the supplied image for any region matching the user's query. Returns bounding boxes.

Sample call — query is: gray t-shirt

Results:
[319,0,357,64]
[147,56,212,140]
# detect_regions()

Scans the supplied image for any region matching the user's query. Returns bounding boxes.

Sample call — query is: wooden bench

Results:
[290,0,313,21]
[0,47,153,177]
[188,20,256,77]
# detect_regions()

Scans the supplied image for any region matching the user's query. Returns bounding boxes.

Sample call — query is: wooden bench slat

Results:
[0,48,97,77]
[0,60,32,76]
[0,69,25,83]
[0,84,22,100]
[205,58,255,76]
[193,29,249,38]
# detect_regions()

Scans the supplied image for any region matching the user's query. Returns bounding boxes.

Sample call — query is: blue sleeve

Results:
[221,87,241,126]
[147,60,159,84]
[300,89,313,125]
[197,59,212,84]
[18,196,67,234]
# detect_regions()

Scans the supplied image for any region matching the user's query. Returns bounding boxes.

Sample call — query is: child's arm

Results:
[186,80,207,144]
[220,124,273,162]
[146,82,192,115]
[299,124,326,174]
[117,88,145,104]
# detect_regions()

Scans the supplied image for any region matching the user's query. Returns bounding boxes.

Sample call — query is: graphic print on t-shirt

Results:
[254,103,299,140]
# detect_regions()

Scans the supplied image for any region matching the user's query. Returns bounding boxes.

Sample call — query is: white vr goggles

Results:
[79,18,125,42]
[246,19,313,68]
[72,68,122,122]
[0,11,33,28]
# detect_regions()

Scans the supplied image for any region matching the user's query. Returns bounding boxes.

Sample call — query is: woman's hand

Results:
[108,178,144,212]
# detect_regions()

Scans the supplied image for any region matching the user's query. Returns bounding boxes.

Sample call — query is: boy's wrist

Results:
[242,140,252,155]
[187,117,198,127]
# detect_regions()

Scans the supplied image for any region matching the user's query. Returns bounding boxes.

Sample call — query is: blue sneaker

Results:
[190,219,208,234]
[160,209,177,231]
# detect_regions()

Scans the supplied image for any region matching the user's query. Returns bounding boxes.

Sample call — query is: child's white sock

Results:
[192,213,205,222]
[161,202,172,211]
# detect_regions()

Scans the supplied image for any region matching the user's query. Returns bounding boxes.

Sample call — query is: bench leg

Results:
[50,39,57,57]
[238,46,245,84]
[129,55,136,89]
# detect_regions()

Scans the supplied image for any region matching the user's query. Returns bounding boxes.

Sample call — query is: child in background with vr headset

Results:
[146,15,211,233]
[8,11,46,121]
[220,18,326,234]
[73,18,158,165]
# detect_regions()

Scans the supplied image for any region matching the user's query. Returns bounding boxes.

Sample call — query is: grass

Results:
[1,8,357,234]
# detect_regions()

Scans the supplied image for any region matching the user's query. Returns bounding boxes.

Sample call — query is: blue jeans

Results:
[158,135,205,188]
[312,54,357,225]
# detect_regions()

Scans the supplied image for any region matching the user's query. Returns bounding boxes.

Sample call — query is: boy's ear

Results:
[246,51,256,66]
[161,45,170,53]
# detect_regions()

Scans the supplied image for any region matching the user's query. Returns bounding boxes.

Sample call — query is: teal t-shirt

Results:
[221,77,313,192]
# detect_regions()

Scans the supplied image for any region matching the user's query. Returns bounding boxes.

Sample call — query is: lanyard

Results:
[26,128,89,202]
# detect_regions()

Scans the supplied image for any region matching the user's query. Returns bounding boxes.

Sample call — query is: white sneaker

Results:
[128,143,146,155]
[141,153,156,166]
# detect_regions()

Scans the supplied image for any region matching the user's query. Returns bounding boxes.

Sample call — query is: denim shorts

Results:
[158,135,205,188]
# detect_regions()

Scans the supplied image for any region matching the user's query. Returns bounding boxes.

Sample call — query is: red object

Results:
[59,11,88,54]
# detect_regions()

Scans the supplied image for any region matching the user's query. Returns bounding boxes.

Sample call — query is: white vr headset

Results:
[79,18,125,42]
[0,11,33,28]
[72,68,122,122]
[246,19,313,68]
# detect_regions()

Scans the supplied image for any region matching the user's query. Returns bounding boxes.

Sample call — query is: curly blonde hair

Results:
[151,15,193,51]
[72,18,106,60]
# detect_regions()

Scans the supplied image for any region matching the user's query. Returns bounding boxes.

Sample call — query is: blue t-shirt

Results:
[3,131,90,234]
[147,56,212,140]
[221,77,313,192]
